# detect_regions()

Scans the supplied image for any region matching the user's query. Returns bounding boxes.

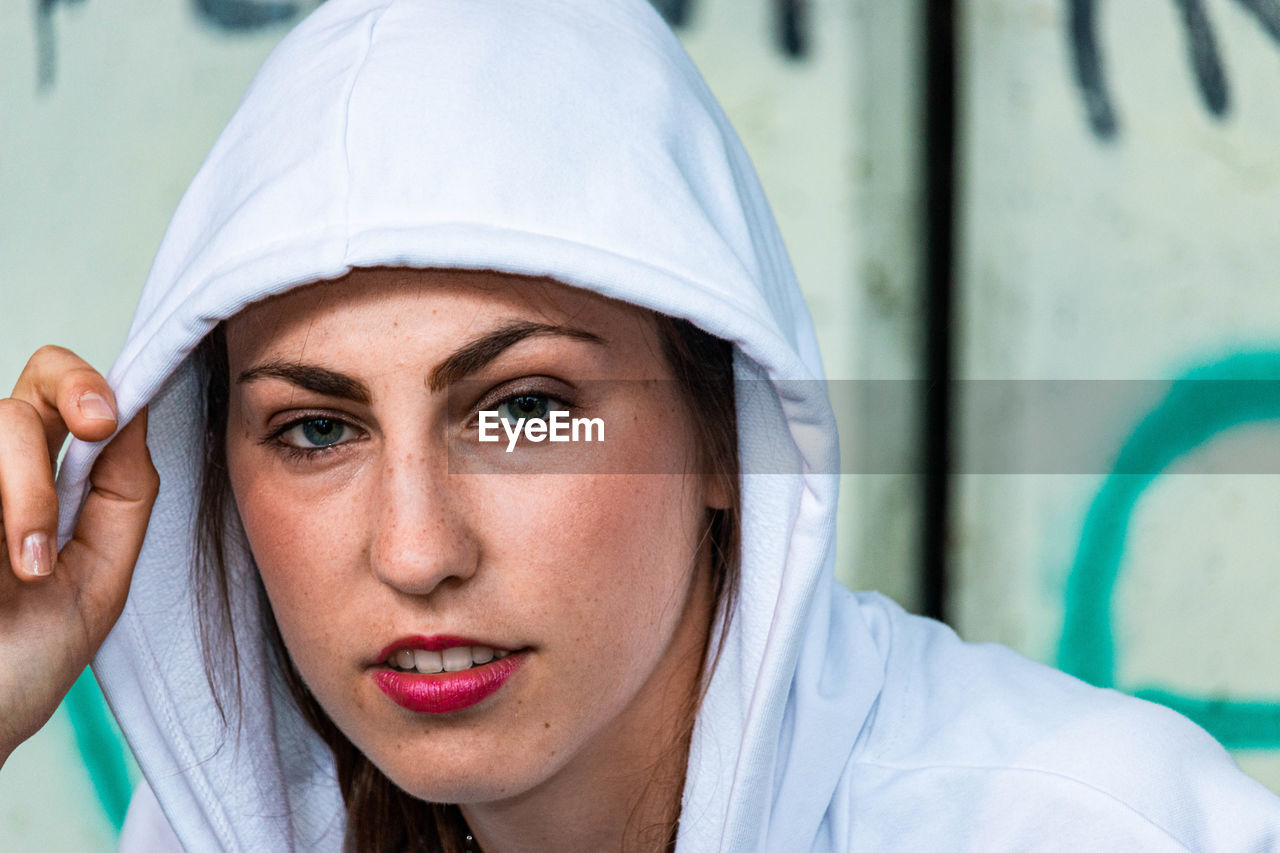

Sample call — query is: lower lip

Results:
[373,653,526,714]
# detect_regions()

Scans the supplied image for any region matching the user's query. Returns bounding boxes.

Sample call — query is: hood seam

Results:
[340,3,392,269]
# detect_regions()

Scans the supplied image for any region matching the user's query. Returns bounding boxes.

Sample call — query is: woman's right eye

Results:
[276,417,355,451]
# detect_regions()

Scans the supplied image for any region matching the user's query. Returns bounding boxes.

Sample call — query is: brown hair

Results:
[193,303,740,852]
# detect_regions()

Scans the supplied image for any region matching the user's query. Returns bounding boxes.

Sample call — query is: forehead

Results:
[224,266,654,360]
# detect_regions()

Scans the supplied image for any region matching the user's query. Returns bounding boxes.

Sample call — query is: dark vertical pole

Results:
[921,0,956,623]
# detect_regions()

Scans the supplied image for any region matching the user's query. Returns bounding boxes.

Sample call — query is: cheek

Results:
[485,473,704,641]
[233,474,352,577]
[227,453,373,670]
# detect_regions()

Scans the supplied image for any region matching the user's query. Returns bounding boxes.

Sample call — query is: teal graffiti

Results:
[66,668,135,831]
[1058,350,1280,749]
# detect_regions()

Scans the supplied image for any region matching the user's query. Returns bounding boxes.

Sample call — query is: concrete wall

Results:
[954,0,1280,790]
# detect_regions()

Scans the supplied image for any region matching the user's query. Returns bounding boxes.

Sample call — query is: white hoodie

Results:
[53,0,1280,850]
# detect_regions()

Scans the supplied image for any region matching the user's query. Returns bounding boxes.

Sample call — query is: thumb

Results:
[59,409,160,643]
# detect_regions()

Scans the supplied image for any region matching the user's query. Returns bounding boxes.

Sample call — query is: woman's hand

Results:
[0,346,158,767]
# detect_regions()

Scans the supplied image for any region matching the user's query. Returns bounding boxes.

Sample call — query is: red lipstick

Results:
[372,635,525,714]
[375,635,514,659]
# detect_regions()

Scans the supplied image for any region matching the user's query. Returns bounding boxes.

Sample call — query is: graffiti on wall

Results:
[34,0,83,91]
[36,0,306,89]
[193,0,300,29]
[66,671,133,830]
[1067,0,1280,138]
[34,0,811,92]
[649,0,809,55]
[1057,350,1280,749]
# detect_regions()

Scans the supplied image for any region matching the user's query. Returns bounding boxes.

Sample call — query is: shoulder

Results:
[835,592,1280,851]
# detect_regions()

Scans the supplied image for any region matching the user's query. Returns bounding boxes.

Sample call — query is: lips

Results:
[372,635,526,714]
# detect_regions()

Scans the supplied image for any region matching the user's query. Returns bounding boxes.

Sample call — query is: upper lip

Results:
[373,634,519,665]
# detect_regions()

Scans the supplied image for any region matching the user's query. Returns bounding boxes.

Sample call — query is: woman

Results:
[3,0,1279,850]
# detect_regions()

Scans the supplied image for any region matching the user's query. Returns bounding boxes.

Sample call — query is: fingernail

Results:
[22,533,53,577]
[78,392,116,422]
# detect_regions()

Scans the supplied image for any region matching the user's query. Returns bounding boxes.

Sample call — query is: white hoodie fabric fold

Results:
[52,0,1280,850]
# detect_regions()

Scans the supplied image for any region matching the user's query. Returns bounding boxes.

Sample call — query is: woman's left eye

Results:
[277,417,356,450]
[494,393,564,423]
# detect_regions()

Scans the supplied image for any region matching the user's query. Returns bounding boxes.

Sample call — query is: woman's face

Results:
[224,267,720,806]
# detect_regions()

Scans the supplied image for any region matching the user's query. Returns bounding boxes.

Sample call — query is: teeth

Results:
[442,647,472,672]
[413,649,444,674]
[387,646,511,672]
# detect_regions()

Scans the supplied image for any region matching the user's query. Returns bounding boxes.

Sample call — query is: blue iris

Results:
[497,394,550,423]
[300,418,345,447]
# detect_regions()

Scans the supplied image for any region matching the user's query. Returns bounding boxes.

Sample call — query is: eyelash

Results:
[469,386,575,431]
[262,384,578,462]
[264,414,363,463]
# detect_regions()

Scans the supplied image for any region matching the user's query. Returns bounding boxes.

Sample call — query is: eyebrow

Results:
[236,321,604,400]
[237,362,373,405]
[426,321,604,391]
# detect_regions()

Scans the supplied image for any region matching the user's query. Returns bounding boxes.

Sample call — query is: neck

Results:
[460,569,713,853]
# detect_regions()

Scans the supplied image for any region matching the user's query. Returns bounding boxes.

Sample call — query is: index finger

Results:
[9,346,118,461]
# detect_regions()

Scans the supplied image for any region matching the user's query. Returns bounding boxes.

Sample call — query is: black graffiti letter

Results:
[35,0,86,91]
[777,0,808,58]
[1068,0,1280,138]
[193,0,298,30]
[35,0,305,92]
[649,0,694,27]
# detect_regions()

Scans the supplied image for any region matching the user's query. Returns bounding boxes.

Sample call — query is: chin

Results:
[380,760,546,806]
[359,732,557,805]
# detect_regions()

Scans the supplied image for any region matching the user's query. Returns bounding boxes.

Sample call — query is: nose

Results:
[368,445,479,597]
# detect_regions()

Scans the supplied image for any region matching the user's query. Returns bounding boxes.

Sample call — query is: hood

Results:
[56,1,879,849]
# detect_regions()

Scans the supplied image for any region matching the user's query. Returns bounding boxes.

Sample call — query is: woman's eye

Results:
[495,394,555,423]
[279,417,353,449]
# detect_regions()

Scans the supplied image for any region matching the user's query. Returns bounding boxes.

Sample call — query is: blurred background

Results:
[4,0,1280,846]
